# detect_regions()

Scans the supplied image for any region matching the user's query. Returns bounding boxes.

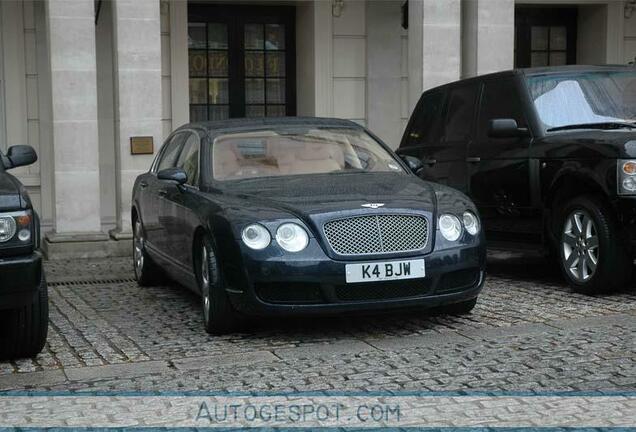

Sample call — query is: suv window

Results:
[156,133,187,172]
[444,84,478,142]
[404,90,446,147]
[176,133,200,186]
[478,78,527,141]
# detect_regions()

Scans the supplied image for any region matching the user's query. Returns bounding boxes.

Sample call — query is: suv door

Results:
[399,89,448,182]
[401,85,478,193]
[468,77,537,243]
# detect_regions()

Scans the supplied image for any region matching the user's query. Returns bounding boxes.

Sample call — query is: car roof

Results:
[175,116,363,138]
[423,65,636,93]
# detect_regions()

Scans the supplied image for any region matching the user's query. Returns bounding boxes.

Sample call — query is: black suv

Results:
[0,145,47,358]
[399,65,636,294]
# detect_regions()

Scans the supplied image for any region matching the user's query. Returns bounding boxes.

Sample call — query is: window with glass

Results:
[515,7,577,68]
[527,71,636,130]
[212,128,404,181]
[188,5,295,121]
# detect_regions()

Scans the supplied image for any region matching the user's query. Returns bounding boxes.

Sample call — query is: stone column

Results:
[110,0,162,238]
[45,0,103,238]
[408,0,462,112]
[367,1,402,149]
[461,0,515,79]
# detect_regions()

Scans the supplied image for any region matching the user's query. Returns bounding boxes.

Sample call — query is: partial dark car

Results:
[132,117,486,334]
[0,145,47,359]
[399,65,636,294]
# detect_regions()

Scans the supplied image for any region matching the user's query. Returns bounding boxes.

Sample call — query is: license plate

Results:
[345,259,425,283]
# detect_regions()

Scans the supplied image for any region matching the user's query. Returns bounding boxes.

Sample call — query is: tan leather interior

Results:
[214,137,346,180]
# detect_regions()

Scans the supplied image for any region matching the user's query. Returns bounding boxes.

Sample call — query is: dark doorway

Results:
[515,6,577,68]
[187,4,296,121]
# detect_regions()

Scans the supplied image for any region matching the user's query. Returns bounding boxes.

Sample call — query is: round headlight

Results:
[0,216,17,243]
[241,223,271,250]
[439,214,462,242]
[276,223,309,252]
[462,211,480,236]
[623,177,636,192]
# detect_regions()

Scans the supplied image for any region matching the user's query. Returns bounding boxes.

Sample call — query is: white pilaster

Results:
[461,0,515,79]
[46,0,102,234]
[408,0,461,112]
[111,0,162,237]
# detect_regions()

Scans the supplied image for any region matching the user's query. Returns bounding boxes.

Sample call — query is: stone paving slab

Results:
[0,253,634,394]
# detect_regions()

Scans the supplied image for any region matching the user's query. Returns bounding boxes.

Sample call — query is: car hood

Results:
[0,172,22,211]
[220,172,437,217]
[534,130,636,159]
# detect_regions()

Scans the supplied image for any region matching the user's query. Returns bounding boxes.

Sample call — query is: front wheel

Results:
[556,195,632,294]
[198,236,240,335]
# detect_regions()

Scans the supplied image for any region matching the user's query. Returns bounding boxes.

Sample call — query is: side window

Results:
[156,133,186,171]
[444,85,478,142]
[478,79,528,142]
[405,91,446,147]
[176,133,200,186]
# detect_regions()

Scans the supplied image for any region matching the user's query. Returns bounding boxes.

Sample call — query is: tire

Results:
[0,273,48,360]
[441,298,478,315]
[554,195,632,294]
[133,217,164,286]
[198,235,240,335]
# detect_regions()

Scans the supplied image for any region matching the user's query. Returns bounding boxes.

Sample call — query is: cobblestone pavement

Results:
[0,251,635,392]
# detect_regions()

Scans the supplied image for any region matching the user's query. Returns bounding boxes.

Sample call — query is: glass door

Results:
[188,4,295,121]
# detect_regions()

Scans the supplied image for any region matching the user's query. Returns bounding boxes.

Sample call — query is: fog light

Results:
[18,229,31,242]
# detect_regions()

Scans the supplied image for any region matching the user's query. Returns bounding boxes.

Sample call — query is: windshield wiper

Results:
[547,122,636,132]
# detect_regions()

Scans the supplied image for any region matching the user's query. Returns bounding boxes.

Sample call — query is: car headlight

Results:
[439,213,462,241]
[241,223,271,250]
[0,211,32,243]
[462,211,480,236]
[619,160,636,194]
[0,216,17,242]
[276,223,309,252]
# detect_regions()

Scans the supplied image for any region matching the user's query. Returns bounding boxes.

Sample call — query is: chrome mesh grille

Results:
[323,214,428,255]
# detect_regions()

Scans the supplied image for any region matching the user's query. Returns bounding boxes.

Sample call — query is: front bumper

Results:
[0,251,42,309]
[224,241,486,317]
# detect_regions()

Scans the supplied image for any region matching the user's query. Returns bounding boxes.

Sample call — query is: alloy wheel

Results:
[133,220,144,276]
[562,209,599,283]
[201,244,211,323]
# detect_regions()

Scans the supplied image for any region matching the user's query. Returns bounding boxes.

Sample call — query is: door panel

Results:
[421,85,478,193]
[468,78,539,243]
[151,133,187,254]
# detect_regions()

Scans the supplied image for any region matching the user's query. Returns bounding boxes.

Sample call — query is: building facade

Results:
[0,0,634,257]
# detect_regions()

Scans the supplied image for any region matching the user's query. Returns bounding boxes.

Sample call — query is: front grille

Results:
[335,279,432,301]
[323,214,428,255]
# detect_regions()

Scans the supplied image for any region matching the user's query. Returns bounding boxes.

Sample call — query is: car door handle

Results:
[466,157,481,164]
[158,188,167,197]
[139,181,148,189]
[423,159,437,166]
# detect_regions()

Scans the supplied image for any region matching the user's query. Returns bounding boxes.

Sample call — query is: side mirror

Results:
[157,167,187,185]
[399,154,424,174]
[4,145,37,169]
[488,119,529,138]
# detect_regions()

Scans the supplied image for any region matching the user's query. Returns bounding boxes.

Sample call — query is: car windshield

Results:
[526,71,636,130]
[212,127,404,181]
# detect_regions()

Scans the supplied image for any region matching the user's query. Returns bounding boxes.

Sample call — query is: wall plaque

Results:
[130,136,154,155]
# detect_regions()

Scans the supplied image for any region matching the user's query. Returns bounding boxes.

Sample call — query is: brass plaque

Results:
[130,136,154,155]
